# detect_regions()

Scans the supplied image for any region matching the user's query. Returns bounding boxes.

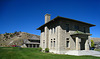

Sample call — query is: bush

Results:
[10,34,13,37]
[5,36,8,38]
[5,32,9,35]
[39,47,42,51]
[91,40,94,48]
[45,48,49,53]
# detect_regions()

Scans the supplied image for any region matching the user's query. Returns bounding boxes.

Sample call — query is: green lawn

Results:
[95,49,100,51]
[0,47,100,59]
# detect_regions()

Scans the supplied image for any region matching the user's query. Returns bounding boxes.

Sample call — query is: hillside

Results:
[90,38,100,43]
[0,32,40,47]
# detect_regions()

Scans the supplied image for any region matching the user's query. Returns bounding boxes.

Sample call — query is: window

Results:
[66,38,69,48]
[83,27,86,33]
[54,38,55,47]
[74,25,79,30]
[43,40,45,48]
[66,41,69,47]
[51,41,52,47]
[54,41,55,47]
[66,24,69,32]
[51,39,52,47]
[66,38,69,40]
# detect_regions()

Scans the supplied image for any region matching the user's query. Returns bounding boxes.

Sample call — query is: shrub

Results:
[10,34,13,37]
[39,47,42,51]
[45,48,49,53]
[91,40,94,48]
[5,32,9,35]
[5,36,8,38]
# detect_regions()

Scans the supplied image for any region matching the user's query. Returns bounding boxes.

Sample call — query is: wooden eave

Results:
[37,16,96,30]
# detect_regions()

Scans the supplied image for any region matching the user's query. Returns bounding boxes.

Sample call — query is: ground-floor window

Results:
[43,40,45,48]
[54,41,55,47]
[66,41,69,47]
[54,38,55,47]
[66,38,70,48]
[51,38,56,48]
[51,41,52,47]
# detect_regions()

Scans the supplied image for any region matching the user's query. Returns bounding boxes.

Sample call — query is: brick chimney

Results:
[45,14,50,23]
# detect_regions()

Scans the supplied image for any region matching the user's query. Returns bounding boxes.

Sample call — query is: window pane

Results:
[51,41,52,47]
[43,40,45,48]
[54,41,55,47]
[54,27,56,33]
[74,25,79,30]
[83,27,86,33]
[66,41,69,47]
[66,24,69,32]
[66,38,69,40]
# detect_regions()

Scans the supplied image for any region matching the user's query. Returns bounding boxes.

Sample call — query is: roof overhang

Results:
[37,16,96,30]
[71,33,92,36]
[70,31,92,36]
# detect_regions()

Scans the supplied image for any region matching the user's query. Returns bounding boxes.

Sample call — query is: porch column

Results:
[32,44,33,48]
[85,39,89,50]
[35,44,37,48]
[29,44,31,48]
[28,44,30,48]
[76,37,80,50]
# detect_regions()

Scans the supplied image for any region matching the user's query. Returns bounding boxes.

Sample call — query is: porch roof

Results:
[70,31,92,36]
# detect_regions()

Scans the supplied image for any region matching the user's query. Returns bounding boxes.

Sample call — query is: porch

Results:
[71,32,92,50]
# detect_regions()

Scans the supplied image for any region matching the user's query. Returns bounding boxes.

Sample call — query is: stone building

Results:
[37,14,95,54]
[24,36,40,48]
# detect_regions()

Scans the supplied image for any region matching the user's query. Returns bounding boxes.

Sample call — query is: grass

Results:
[94,49,100,51]
[0,47,100,59]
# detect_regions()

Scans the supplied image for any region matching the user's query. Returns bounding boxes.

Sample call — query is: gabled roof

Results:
[37,16,95,30]
[29,36,40,40]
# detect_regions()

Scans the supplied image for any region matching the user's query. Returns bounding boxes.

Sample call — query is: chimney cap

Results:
[45,14,51,16]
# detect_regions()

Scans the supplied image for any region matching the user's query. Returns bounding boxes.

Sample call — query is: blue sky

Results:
[0,0,100,38]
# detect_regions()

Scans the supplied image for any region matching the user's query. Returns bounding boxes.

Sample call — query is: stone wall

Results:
[40,18,91,54]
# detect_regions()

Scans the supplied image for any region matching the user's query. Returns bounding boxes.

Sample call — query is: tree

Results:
[5,32,9,35]
[14,31,17,34]
[91,40,94,48]
[10,34,13,38]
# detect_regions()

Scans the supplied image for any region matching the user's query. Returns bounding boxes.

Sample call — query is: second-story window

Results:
[83,27,86,33]
[66,24,69,32]
[74,25,79,31]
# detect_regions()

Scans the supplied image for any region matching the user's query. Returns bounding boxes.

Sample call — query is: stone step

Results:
[65,50,100,57]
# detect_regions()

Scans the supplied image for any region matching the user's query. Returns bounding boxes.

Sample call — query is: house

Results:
[90,38,100,49]
[23,36,40,48]
[95,42,100,49]
[37,14,96,54]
